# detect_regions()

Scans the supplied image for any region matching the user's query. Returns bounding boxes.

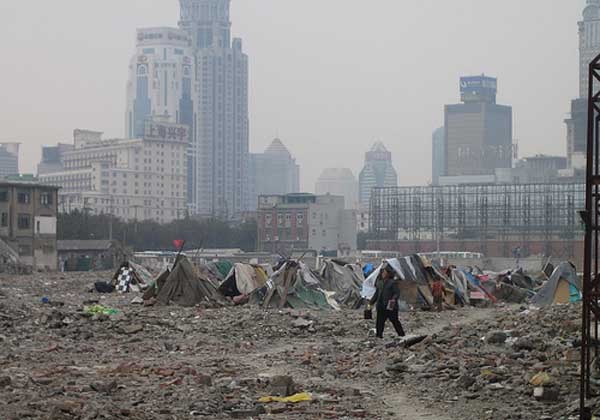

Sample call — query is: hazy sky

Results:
[0,1,584,190]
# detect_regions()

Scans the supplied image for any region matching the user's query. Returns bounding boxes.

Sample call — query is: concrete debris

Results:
[0,270,592,419]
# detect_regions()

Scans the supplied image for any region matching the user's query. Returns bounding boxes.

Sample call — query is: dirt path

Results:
[244,307,496,419]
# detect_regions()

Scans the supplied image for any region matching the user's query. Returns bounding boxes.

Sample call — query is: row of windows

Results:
[0,191,53,206]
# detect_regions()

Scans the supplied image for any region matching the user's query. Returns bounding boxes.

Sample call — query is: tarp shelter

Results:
[219,263,270,297]
[320,260,364,308]
[142,269,171,301]
[531,262,582,306]
[111,261,153,293]
[452,269,497,304]
[262,261,337,310]
[361,255,435,308]
[156,257,226,307]
[207,261,234,281]
[480,269,538,304]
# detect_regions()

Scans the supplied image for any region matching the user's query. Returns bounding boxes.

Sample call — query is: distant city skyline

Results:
[0,0,585,190]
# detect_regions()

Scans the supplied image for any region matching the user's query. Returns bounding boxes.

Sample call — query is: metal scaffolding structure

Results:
[580,52,600,420]
[369,183,584,257]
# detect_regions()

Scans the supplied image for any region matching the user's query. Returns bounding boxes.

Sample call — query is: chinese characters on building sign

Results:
[145,124,189,142]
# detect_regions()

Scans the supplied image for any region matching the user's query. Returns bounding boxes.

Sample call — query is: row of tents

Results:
[107,254,582,310]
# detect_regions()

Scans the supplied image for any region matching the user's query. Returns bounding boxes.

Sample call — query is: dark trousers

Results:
[376,309,405,338]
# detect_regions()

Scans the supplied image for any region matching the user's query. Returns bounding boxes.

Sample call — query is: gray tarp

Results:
[531,262,581,306]
[262,261,336,310]
[320,260,364,307]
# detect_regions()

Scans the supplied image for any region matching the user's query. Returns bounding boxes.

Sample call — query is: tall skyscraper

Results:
[179,0,250,219]
[0,143,19,178]
[315,168,358,210]
[444,75,512,177]
[565,1,600,170]
[431,127,445,185]
[248,139,300,210]
[125,28,195,139]
[359,142,398,208]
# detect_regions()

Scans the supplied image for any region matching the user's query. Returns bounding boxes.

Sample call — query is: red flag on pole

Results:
[173,239,184,251]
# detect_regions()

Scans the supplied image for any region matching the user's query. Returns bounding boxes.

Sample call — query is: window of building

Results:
[17,214,31,230]
[1,213,7,227]
[18,244,32,256]
[17,191,30,204]
[0,190,8,202]
[40,192,53,206]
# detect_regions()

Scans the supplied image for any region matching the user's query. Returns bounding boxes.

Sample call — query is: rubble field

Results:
[0,272,588,420]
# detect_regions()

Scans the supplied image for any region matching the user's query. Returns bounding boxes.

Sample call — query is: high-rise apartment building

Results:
[39,119,188,223]
[444,75,512,177]
[124,27,196,208]
[565,1,600,170]
[249,138,300,210]
[0,143,19,178]
[38,144,74,175]
[431,127,445,185]
[179,0,250,219]
[315,168,358,210]
[125,28,195,139]
[359,142,398,208]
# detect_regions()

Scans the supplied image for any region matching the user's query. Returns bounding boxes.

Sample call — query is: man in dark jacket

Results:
[368,264,406,339]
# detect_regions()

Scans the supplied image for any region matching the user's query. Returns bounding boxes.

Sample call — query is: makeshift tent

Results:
[111,261,153,293]
[206,261,234,280]
[479,269,539,304]
[196,263,223,285]
[531,262,582,306]
[156,257,226,307]
[319,260,364,308]
[361,255,435,308]
[219,263,270,297]
[262,261,337,310]
[452,268,497,304]
[142,269,171,301]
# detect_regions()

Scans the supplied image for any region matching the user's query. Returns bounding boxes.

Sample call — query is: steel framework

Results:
[370,183,584,258]
[581,53,600,420]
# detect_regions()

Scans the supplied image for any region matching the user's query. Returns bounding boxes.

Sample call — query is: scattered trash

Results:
[530,372,552,387]
[130,297,144,305]
[258,392,312,404]
[84,304,119,316]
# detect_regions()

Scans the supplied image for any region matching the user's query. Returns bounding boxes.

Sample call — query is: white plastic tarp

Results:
[361,266,381,299]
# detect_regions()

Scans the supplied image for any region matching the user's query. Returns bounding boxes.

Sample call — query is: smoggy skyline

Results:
[0,0,584,190]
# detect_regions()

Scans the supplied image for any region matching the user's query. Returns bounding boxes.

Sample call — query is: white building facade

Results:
[39,119,188,224]
[125,27,195,139]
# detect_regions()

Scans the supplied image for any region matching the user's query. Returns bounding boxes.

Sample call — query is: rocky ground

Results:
[0,271,589,419]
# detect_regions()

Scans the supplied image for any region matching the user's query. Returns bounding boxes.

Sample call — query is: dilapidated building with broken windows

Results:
[0,181,59,270]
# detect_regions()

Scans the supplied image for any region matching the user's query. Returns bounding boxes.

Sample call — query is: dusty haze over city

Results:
[0,0,583,189]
